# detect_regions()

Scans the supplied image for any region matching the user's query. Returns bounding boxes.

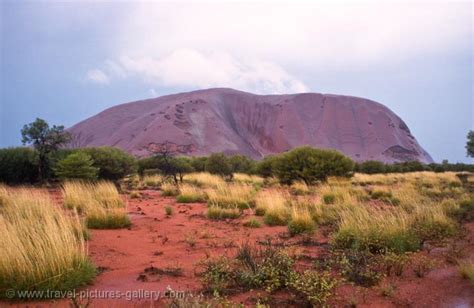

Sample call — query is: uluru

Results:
[68,88,433,163]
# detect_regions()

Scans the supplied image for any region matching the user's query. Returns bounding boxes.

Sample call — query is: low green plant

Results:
[199,257,235,294]
[165,206,173,216]
[412,255,435,278]
[206,206,241,220]
[322,193,336,204]
[287,270,338,306]
[336,249,384,287]
[382,252,409,277]
[243,218,261,228]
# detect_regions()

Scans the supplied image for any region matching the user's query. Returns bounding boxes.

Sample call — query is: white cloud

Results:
[96,49,308,94]
[86,69,110,85]
[86,1,471,93]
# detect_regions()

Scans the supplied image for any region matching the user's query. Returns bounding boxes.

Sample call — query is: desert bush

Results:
[54,152,98,180]
[335,249,384,287]
[80,147,137,181]
[62,181,130,229]
[411,255,435,278]
[206,206,241,220]
[254,155,277,178]
[287,270,338,306]
[382,252,409,277]
[234,243,295,292]
[357,160,387,174]
[228,155,256,174]
[176,184,207,203]
[0,147,39,184]
[139,156,193,183]
[0,188,95,298]
[189,156,208,172]
[165,205,173,216]
[205,153,233,180]
[199,257,235,294]
[288,207,315,235]
[458,262,474,285]
[273,146,354,185]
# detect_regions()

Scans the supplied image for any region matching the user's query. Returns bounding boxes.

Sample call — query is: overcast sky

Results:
[1,0,472,163]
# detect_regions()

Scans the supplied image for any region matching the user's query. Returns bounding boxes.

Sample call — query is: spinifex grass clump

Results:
[184,172,226,188]
[254,189,290,224]
[206,183,256,209]
[333,207,420,253]
[176,184,207,203]
[161,182,180,197]
[63,181,130,229]
[206,206,241,220]
[0,188,95,299]
[288,207,315,235]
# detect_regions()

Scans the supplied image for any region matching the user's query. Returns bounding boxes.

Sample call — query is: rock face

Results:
[68,88,433,163]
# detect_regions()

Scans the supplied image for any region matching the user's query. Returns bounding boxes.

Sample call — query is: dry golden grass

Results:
[206,182,255,209]
[233,173,264,186]
[255,189,291,225]
[288,207,315,235]
[0,188,95,297]
[62,181,130,229]
[184,172,226,188]
[143,174,165,188]
[161,182,180,196]
[177,183,207,203]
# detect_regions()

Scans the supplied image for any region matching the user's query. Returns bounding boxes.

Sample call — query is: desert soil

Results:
[3,189,474,307]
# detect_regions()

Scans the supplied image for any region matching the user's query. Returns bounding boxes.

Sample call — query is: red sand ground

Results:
[3,190,474,307]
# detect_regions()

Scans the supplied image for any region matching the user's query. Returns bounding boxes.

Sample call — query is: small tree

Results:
[81,147,137,181]
[273,146,354,185]
[21,118,71,181]
[255,155,277,178]
[467,130,474,158]
[228,155,256,174]
[55,152,98,180]
[357,160,386,174]
[0,147,39,184]
[205,153,233,180]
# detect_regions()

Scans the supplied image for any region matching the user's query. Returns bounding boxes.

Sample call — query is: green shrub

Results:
[54,152,98,180]
[165,206,173,216]
[357,160,386,174]
[273,146,354,185]
[0,147,39,184]
[205,153,233,180]
[81,147,137,181]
